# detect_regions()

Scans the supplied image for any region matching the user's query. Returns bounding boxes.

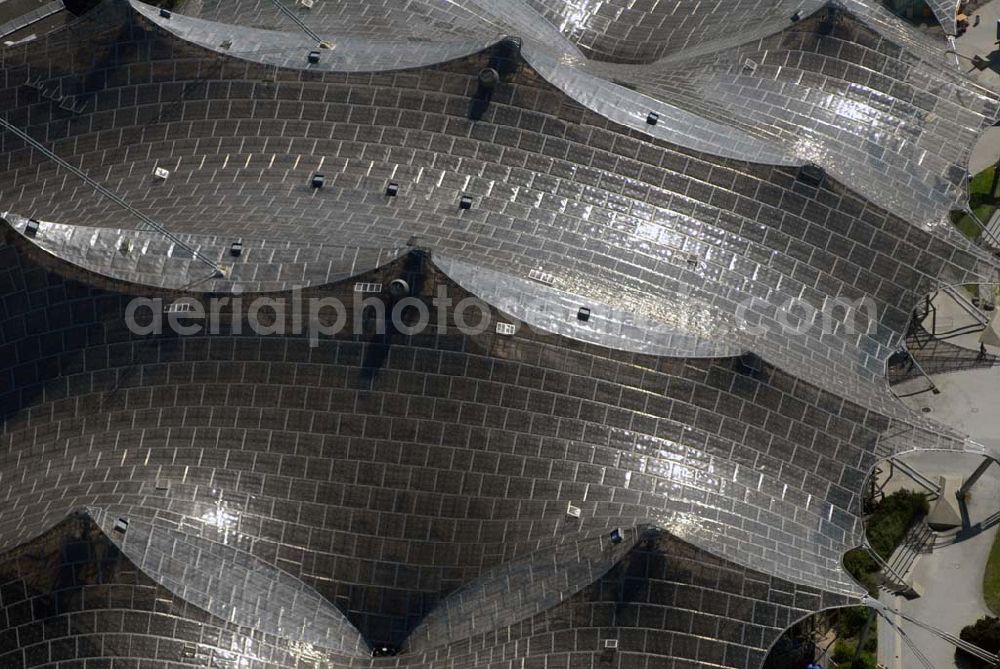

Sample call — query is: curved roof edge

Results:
[519,44,796,166]
[1,214,408,294]
[88,507,372,656]
[434,253,743,359]
[129,0,503,73]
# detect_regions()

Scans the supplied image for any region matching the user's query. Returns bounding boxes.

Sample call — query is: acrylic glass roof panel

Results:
[177,0,491,41]
[0,3,994,664]
[577,6,1000,232]
[129,0,503,72]
[1,5,995,432]
[0,242,877,612]
[0,515,852,668]
[518,0,824,62]
[133,0,1000,245]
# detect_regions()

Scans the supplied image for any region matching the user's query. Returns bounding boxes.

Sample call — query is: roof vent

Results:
[311,173,325,189]
[307,50,320,64]
[566,502,582,518]
[159,8,171,18]
[459,194,473,210]
[743,58,758,74]
[113,518,129,534]
[386,182,399,197]
[577,307,591,322]
[154,167,169,180]
[24,219,39,237]
[646,111,659,125]
[609,528,623,544]
[230,241,243,258]
[388,279,410,298]
[478,68,500,90]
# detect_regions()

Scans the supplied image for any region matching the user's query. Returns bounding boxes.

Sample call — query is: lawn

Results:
[952,166,1000,242]
[983,529,1000,615]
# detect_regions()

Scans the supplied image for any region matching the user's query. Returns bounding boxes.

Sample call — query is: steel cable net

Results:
[0,0,997,667]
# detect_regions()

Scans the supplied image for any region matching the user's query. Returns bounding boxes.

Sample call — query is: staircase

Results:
[879,521,934,595]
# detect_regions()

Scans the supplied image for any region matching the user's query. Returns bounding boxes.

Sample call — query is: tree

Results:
[958,616,1000,668]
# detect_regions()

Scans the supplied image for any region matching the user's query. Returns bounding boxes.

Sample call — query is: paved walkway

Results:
[957,1,1000,92]
[970,128,1000,175]
[919,288,991,353]
[896,366,1000,451]
[875,448,1000,668]
[957,2,1000,175]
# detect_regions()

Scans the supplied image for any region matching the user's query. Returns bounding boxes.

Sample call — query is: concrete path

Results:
[970,127,1000,175]
[957,1,1000,176]
[919,288,993,353]
[896,366,1000,451]
[875,451,1000,668]
[956,1,1000,94]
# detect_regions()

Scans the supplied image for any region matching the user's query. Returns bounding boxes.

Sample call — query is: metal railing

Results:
[888,295,999,391]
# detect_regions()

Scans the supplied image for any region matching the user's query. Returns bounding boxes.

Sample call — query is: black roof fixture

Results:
[469,37,522,120]
[159,8,171,18]
[609,528,624,544]
[469,69,499,121]
[24,219,39,237]
[230,241,243,258]
[459,194,473,210]
[492,36,522,78]
[386,181,399,197]
[388,279,410,298]
[797,163,825,188]
[735,351,766,379]
[478,67,500,90]
[311,173,325,189]
[307,50,320,64]
[577,307,591,322]
[646,111,659,126]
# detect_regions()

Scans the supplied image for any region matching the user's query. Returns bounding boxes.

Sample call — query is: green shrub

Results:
[843,548,880,595]
[866,490,929,560]
[951,166,1000,242]
[836,606,871,638]
[832,639,857,664]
